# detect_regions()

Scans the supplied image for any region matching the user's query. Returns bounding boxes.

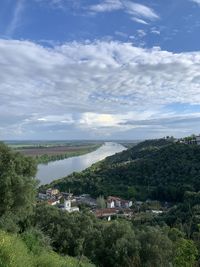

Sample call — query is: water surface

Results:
[36,142,126,185]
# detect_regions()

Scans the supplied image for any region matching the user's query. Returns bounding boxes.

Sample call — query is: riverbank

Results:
[15,143,103,164]
[36,142,126,185]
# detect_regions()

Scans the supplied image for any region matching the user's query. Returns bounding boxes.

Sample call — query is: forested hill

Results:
[1,142,200,266]
[50,139,200,202]
[105,138,173,165]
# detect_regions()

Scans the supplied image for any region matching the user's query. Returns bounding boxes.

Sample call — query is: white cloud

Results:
[115,31,128,38]
[1,39,200,139]
[88,0,159,24]
[191,0,200,5]
[151,28,160,35]
[137,29,146,38]
[89,0,122,12]
[6,0,25,36]
[123,1,159,20]
[131,17,148,25]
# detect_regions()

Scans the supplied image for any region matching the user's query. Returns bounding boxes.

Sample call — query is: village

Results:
[38,188,167,221]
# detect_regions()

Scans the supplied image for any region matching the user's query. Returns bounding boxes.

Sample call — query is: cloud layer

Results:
[1,39,200,139]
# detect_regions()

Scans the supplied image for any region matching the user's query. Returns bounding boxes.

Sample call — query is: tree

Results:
[173,238,198,267]
[137,226,173,267]
[101,221,139,267]
[96,196,106,209]
[0,143,37,232]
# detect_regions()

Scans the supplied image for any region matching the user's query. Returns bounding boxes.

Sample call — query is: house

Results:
[196,135,200,145]
[107,199,115,208]
[38,193,48,200]
[151,210,163,214]
[62,194,79,212]
[46,188,59,196]
[121,199,133,208]
[47,199,60,206]
[107,196,122,208]
[95,208,118,219]
[76,195,97,207]
[106,196,132,209]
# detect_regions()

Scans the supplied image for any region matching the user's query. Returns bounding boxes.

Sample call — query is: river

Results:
[36,142,126,185]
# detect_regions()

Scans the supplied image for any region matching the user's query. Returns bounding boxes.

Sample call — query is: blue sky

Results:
[1,0,200,140]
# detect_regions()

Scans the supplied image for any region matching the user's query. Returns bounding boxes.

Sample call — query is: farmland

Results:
[5,141,103,164]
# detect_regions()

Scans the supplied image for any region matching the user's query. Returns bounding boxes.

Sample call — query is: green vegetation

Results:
[35,144,102,164]
[49,138,200,202]
[0,229,94,267]
[0,143,94,267]
[34,204,198,267]
[11,141,102,164]
[1,141,200,266]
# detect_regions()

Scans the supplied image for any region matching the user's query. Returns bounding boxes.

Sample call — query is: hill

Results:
[49,139,200,202]
[1,142,199,266]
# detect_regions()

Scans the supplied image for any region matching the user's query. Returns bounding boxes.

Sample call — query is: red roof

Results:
[107,196,122,201]
[95,208,118,217]
[47,199,58,205]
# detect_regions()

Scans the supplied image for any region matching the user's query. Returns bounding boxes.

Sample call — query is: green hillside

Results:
[50,139,200,202]
[0,229,94,267]
[1,142,200,266]
[0,142,94,267]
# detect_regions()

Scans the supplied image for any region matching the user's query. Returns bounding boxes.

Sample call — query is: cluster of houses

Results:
[95,196,133,220]
[175,135,200,145]
[38,188,79,212]
[38,188,167,221]
[38,188,134,219]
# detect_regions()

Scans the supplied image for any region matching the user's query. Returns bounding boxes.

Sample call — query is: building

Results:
[76,194,97,207]
[106,196,132,209]
[107,196,122,208]
[196,135,200,145]
[107,199,115,208]
[38,193,48,200]
[46,188,59,196]
[63,194,79,212]
[95,208,118,220]
[121,199,133,208]
[48,199,60,206]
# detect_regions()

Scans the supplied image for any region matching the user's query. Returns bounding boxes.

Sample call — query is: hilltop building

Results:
[196,135,200,145]
[177,135,200,145]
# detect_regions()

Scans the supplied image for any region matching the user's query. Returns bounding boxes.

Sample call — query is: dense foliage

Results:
[49,139,200,202]
[0,229,94,267]
[0,143,94,267]
[1,141,200,266]
[34,204,198,267]
[0,142,37,232]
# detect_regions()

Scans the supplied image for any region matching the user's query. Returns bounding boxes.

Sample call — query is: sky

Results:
[1,0,200,140]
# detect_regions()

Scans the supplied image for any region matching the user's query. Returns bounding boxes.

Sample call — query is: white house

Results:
[63,194,79,212]
[107,196,122,208]
[106,196,132,209]
[48,199,60,206]
[196,135,200,145]
[107,199,115,208]
[121,200,133,208]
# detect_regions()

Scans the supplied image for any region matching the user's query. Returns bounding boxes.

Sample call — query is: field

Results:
[16,144,101,156]
[5,141,103,164]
